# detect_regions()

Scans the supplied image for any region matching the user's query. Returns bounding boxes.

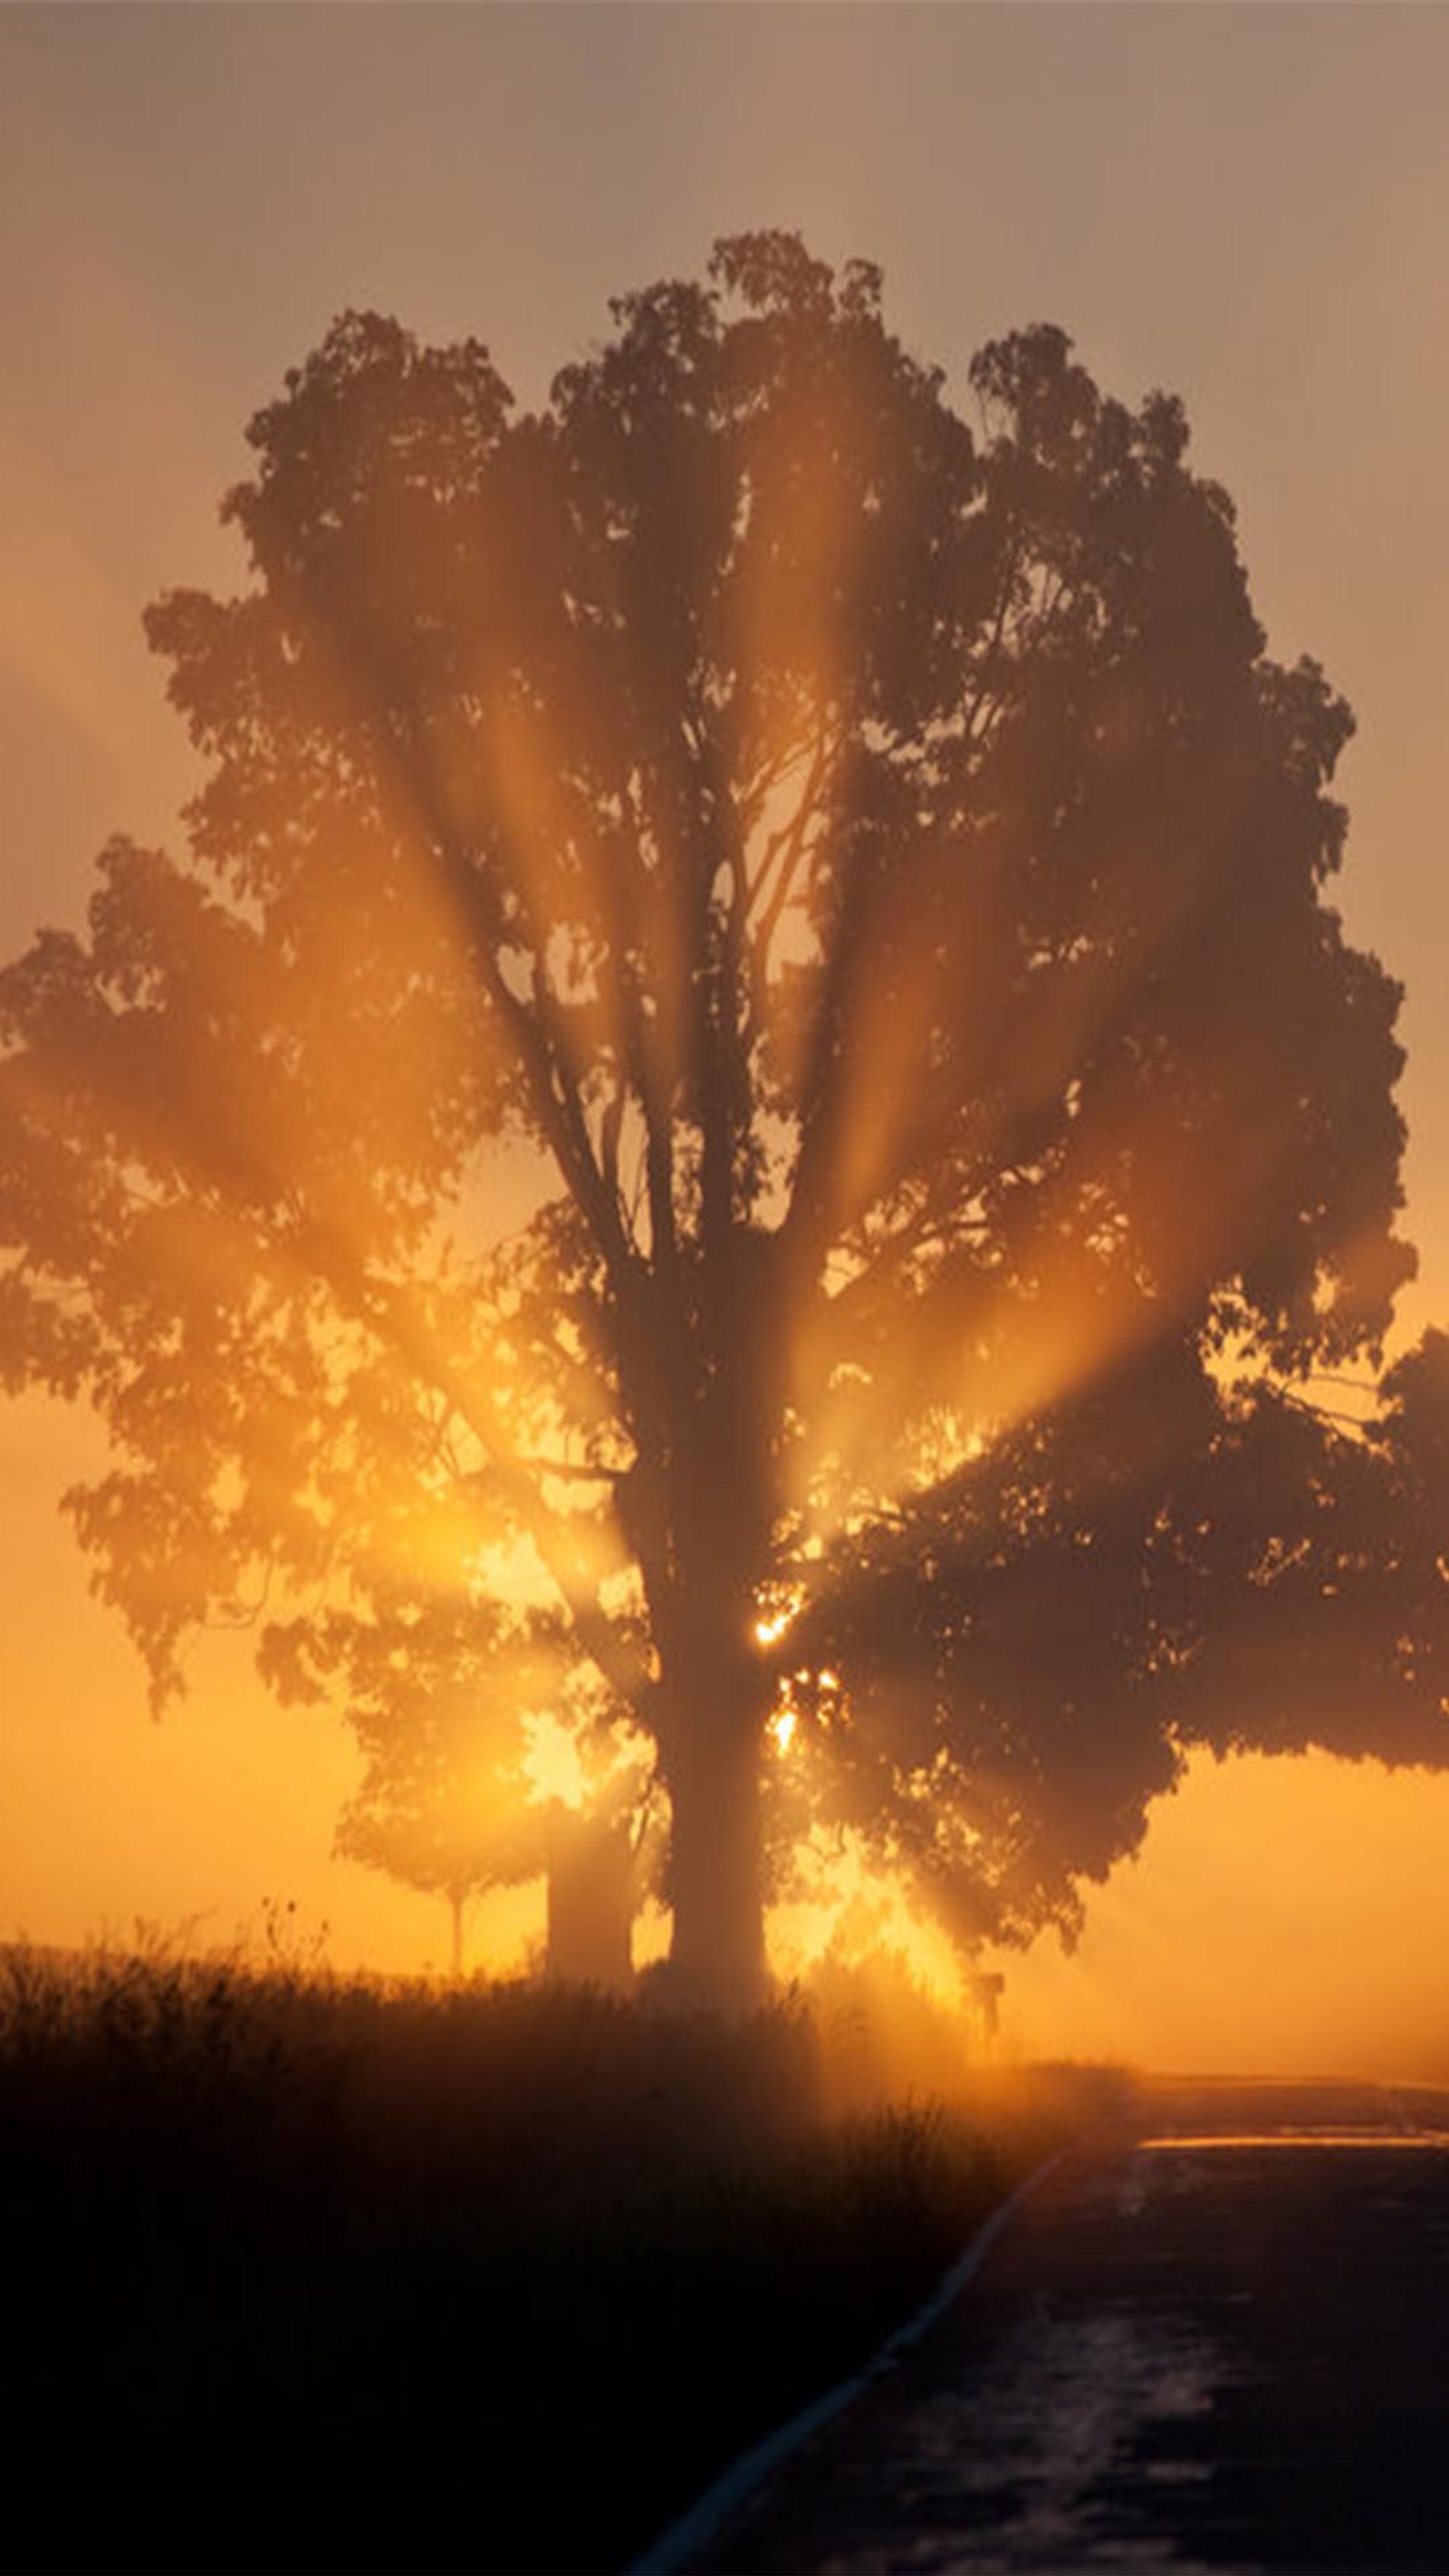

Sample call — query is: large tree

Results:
[0,235,1422,2004]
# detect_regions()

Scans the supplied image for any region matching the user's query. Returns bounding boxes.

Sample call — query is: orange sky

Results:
[5,5,1449,2071]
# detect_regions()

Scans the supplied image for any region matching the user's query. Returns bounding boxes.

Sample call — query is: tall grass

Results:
[0,1934,1128,2573]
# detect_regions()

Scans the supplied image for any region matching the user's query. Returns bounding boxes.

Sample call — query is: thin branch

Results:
[204,1556,275,1631]
[1277,1386,1375,1436]
[742,723,832,923]
[521,1451,628,1485]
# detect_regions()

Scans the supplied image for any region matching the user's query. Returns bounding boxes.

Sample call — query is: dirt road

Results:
[690,2080,1449,2573]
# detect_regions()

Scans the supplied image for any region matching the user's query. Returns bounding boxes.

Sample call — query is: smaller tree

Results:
[309,1587,652,1979]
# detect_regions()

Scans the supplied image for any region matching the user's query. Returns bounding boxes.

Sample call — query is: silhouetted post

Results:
[969,1970,1005,2057]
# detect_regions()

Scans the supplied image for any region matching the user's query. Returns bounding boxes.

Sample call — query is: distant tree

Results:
[0,234,1424,2005]
[338,1783,492,1984]
[287,1587,649,1982]
[322,1594,547,1978]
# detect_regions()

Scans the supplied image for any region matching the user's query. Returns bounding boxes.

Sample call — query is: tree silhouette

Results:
[0,234,1425,2004]
[779,1342,1449,1954]
[318,1591,650,1981]
[317,1594,552,1979]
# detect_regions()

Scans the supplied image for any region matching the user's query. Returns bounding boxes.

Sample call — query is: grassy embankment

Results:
[0,1933,1128,2574]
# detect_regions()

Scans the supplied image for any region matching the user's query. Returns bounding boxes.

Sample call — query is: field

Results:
[0,1936,1128,2574]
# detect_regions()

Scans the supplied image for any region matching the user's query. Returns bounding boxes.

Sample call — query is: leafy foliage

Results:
[784,1344,1449,1950]
[0,235,1429,1992]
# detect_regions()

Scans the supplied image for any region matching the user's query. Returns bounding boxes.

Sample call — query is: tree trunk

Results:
[447,1883,466,1981]
[648,1380,777,2014]
[662,1690,769,2013]
[545,1808,637,1992]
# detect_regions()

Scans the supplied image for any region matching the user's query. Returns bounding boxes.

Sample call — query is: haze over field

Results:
[5,3,1449,2074]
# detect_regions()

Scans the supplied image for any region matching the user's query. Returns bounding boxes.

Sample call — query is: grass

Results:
[0,1933,1129,2574]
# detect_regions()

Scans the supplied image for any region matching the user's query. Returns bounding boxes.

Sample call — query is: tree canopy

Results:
[0,233,1435,2003]
[784,1341,1449,1955]
[326,1591,651,1980]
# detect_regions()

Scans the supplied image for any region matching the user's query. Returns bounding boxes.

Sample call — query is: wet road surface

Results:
[693,2081,1449,2574]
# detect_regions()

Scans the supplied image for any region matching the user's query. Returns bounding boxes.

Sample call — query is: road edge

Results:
[622,2136,1076,2576]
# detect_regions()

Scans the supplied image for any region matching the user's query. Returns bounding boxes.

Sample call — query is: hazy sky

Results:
[5,3,1449,2062]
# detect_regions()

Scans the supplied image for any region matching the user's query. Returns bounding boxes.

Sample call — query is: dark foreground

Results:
[0,1946,1116,2574]
[688,2079,1449,2575]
